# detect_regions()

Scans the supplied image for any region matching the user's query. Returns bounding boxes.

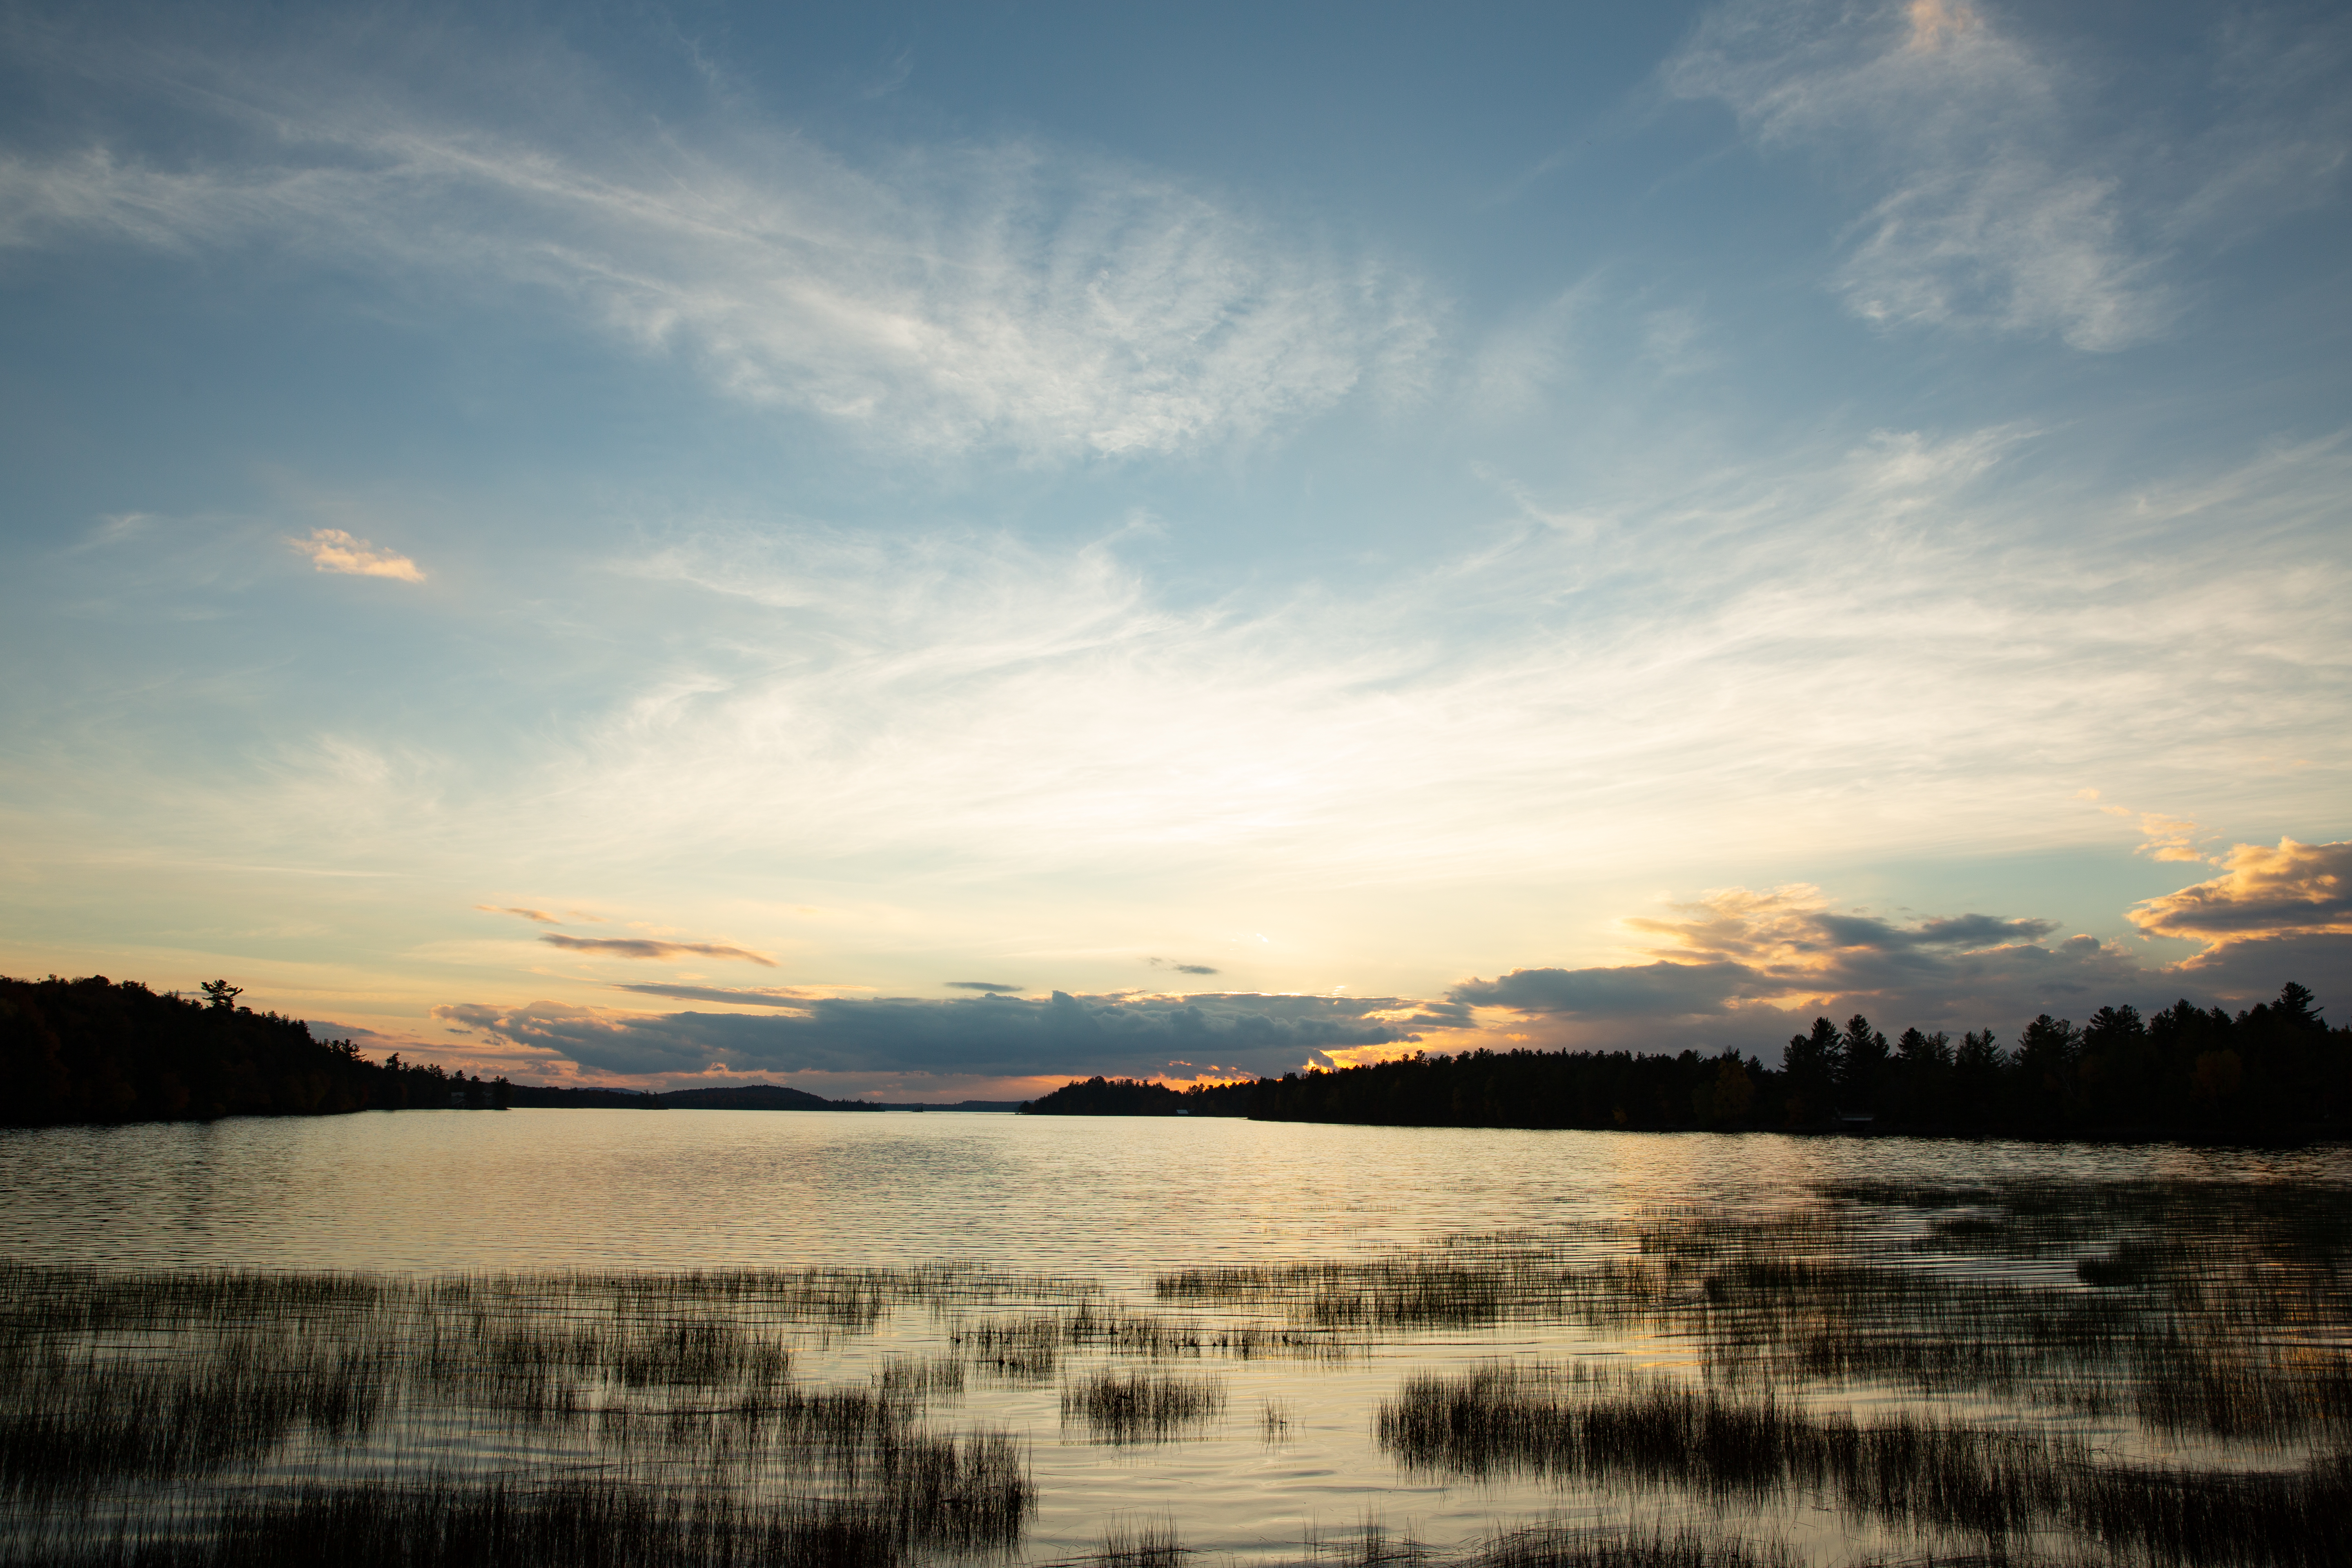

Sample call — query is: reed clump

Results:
[1060,1370,1227,1443]
[1085,1516,1188,1568]
[1468,1526,1799,1568]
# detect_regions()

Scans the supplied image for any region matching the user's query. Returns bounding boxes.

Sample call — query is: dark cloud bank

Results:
[436,991,1467,1080]
[440,840,2351,1085]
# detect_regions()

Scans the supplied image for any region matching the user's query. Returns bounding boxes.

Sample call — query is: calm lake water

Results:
[4,1110,2348,1566]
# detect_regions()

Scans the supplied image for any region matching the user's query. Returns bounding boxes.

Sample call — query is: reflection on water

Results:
[0,1111,2346,1565]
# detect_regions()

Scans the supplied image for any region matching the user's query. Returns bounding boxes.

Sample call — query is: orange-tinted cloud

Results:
[288,527,424,582]
[478,904,562,923]
[1452,882,2143,1052]
[2129,839,2352,941]
[2098,804,2210,862]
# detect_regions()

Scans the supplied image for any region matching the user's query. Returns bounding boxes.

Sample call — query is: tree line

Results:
[0,974,512,1127]
[1019,982,2352,1136]
[0,974,937,1126]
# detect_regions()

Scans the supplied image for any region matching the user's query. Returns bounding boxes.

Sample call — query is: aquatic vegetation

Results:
[0,1263,1034,1566]
[1377,1363,2351,1564]
[1060,1370,1226,1443]
[8,1172,2352,1566]
[1083,1516,1189,1568]
[1305,1523,1803,1568]
[3,1476,942,1567]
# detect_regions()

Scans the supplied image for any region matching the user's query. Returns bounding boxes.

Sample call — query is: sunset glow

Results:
[2,0,2345,1099]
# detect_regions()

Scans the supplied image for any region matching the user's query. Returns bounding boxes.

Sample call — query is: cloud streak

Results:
[609,982,819,1007]
[539,934,776,967]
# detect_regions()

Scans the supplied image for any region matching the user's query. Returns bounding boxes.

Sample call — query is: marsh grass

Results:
[1059,1370,1226,1443]
[0,1264,1034,1566]
[951,1305,1354,1385]
[1377,1362,2350,1566]
[1158,1178,2352,1448]
[0,1474,990,1567]
[10,1175,2352,1567]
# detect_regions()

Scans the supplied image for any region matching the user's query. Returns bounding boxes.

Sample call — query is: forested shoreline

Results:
[0,976,902,1127]
[1022,982,2352,1138]
[10,971,2347,1138]
[0,975,519,1126]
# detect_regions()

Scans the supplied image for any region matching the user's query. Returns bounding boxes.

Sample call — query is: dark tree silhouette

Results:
[1838,1015,1889,1110]
[1020,981,2350,1138]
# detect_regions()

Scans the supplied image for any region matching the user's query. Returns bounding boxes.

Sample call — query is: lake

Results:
[2,1110,2347,1566]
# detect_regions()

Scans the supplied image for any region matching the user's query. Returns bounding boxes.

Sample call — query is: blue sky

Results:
[3,0,2348,1097]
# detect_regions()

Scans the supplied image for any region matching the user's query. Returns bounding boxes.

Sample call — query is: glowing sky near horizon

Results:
[2,0,2348,1098]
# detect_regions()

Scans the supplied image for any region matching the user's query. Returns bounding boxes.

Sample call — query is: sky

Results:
[2,0,2348,1100]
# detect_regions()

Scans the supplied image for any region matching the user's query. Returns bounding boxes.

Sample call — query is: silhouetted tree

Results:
[1838,1015,1889,1110]
[2011,1014,2080,1124]
[1782,1017,1841,1123]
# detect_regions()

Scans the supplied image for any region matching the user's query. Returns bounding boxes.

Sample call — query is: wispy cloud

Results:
[2096,804,2213,864]
[287,528,424,582]
[515,424,2351,900]
[539,933,776,966]
[478,905,562,924]
[0,23,1429,463]
[945,981,1022,993]
[1668,0,2167,348]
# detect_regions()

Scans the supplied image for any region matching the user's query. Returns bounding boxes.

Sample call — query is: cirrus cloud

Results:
[0,18,1432,463]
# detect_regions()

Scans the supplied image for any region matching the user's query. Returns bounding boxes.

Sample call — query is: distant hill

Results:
[503,1083,668,1109]
[1019,1077,1189,1115]
[655,1083,848,1110]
